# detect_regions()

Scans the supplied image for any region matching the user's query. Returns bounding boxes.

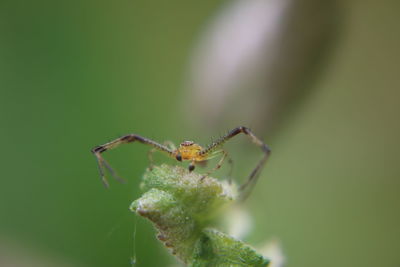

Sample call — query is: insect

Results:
[91,126,270,199]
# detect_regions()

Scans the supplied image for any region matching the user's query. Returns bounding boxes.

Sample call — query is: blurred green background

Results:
[0,0,399,267]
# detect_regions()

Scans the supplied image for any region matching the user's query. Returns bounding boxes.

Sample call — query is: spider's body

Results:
[175,141,205,161]
[92,126,270,200]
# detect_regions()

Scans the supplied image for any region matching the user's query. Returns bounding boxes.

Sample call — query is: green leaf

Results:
[130,164,269,266]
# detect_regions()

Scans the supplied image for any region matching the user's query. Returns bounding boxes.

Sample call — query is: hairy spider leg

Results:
[199,126,271,200]
[92,134,174,187]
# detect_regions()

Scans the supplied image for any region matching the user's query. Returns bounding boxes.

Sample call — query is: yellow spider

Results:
[91,126,270,198]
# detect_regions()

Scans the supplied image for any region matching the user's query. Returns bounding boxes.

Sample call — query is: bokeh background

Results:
[1,0,399,266]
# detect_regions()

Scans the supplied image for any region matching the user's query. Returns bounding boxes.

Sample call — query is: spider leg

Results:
[200,150,228,181]
[238,151,269,201]
[91,134,174,187]
[99,157,126,184]
[147,141,177,170]
[200,126,271,200]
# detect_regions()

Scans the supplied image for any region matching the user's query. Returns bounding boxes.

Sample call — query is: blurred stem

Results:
[130,164,269,266]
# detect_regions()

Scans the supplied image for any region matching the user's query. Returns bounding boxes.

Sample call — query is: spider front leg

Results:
[91,134,174,187]
[94,152,126,188]
[200,126,271,200]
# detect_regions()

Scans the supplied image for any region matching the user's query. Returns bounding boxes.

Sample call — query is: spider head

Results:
[177,141,203,161]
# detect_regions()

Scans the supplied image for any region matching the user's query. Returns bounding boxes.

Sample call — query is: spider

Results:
[91,126,271,199]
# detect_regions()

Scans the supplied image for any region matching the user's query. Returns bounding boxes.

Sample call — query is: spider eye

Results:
[176,154,182,161]
[180,141,194,146]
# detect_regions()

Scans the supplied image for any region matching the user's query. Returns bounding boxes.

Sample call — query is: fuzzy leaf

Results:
[130,164,269,266]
